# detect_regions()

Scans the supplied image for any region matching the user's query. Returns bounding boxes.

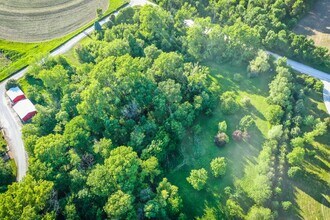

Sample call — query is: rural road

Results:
[0,0,153,181]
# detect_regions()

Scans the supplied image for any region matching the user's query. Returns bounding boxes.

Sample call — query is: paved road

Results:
[267,51,330,114]
[0,0,152,181]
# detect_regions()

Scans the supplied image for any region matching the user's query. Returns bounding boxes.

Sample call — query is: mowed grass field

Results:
[0,0,108,42]
[166,62,274,218]
[0,0,128,82]
[293,0,330,50]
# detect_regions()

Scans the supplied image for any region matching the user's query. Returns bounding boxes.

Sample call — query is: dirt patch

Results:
[293,0,330,50]
[0,0,108,42]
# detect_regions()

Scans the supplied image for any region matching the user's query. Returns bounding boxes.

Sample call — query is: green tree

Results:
[287,147,305,165]
[218,121,227,133]
[248,50,271,77]
[220,91,238,114]
[246,205,273,220]
[187,168,208,190]
[0,175,54,219]
[210,157,227,177]
[267,105,284,125]
[104,190,136,219]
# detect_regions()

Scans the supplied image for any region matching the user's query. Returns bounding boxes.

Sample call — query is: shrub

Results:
[232,130,243,141]
[214,132,229,147]
[218,121,227,133]
[5,79,18,90]
[186,168,208,191]
[282,201,292,211]
[233,73,243,82]
[210,157,227,177]
[239,115,255,131]
[220,92,239,114]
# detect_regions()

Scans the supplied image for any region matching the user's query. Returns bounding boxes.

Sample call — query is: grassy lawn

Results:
[0,0,128,82]
[166,62,274,218]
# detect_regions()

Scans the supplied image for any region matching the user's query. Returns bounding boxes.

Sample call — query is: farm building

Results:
[12,99,37,122]
[6,87,26,104]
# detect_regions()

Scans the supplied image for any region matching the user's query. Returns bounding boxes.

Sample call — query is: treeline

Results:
[224,58,328,219]
[155,0,330,72]
[1,6,218,219]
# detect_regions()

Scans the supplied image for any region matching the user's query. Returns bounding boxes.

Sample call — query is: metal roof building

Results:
[6,87,26,104]
[13,99,37,122]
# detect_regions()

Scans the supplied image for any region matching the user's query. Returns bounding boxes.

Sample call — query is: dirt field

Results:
[293,0,330,50]
[0,0,108,42]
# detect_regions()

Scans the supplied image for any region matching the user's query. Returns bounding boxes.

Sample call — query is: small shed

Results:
[6,87,26,104]
[13,99,37,122]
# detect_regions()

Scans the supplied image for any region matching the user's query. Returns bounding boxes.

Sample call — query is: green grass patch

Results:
[166,62,274,218]
[0,0,128,82]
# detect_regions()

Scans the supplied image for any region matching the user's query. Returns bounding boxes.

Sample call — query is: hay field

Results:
[293,0,330,50]
[0,0,108,42]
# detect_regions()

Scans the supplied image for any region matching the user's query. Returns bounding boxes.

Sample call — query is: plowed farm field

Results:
[0,0,108,42]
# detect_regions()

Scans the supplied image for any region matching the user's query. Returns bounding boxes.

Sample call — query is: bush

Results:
[5,79,18,90]
[218,121,227,133]
[232,130,243,141]
[214,132,229,147]
[210,157,227,177]
[233,73,243,82]
[239,115,255,131]
[282,201,292,211]
[220,92,239,114]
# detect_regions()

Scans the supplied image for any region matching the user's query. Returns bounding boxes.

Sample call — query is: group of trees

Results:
[187,157,227,190]
[1,5,219,219]
[155,0,330,71]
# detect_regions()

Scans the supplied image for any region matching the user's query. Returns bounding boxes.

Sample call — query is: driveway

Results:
[0,0,152,181]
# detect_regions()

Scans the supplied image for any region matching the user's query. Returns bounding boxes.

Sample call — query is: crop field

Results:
[293,0,330,50]
[0,0,108,42]
[0,0,128,82]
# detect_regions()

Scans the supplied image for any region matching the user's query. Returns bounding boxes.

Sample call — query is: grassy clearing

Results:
[293,0,330,50]
[0,0,128,82]
[166,62,274,218]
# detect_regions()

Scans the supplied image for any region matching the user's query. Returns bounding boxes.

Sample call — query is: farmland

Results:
[0,0,108,42]
[0,0,128,82]
[293,0,330,50]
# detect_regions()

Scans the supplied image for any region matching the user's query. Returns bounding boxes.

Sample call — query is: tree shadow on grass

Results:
[293,171,330,208]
